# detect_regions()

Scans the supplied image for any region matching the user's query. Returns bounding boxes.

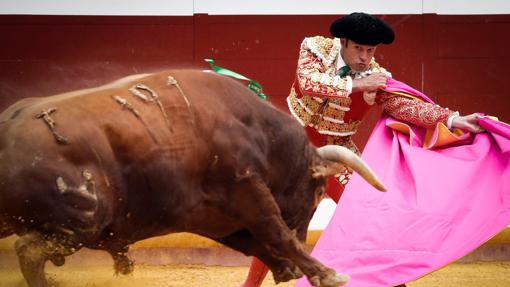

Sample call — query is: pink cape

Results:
[296,79,510,286]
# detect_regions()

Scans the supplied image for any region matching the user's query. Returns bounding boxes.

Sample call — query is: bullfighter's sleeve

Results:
[295,49,350,99]
[376,93,455,129]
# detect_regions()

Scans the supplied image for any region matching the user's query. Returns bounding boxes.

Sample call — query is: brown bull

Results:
[0,70,384,287]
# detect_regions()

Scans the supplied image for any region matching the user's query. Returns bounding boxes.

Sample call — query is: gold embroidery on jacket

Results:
[289,36,389,137]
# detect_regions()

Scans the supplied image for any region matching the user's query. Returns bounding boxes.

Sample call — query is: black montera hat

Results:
[330,12,395,45]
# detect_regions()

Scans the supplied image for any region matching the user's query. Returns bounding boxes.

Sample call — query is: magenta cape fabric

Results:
[296,79,510,286]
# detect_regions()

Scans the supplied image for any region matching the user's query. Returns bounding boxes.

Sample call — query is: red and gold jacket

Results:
[287,36,455,142]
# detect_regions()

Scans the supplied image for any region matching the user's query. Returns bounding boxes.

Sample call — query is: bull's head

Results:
[277,145,386,287]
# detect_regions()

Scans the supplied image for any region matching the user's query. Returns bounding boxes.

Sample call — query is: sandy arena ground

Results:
[1,262,510,287]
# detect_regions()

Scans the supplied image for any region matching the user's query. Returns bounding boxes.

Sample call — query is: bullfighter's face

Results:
[340,38,377,72]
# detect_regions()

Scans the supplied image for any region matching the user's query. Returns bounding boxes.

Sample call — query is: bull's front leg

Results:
[218,229,303,283]
[102,241,135,275]
[227,175,348,287]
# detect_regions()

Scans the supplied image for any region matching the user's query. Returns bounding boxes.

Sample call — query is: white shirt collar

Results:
[335,43,347,73]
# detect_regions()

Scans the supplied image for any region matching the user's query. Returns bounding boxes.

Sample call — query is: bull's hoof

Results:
[309,273,349,287]
[119,263,134,275]
[114,257,134,275]
[323,273,349,287]
[273,265,304,283]
[49,254,65,267]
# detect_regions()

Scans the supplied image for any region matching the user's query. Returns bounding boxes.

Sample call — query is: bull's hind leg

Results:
[229,176,348,287]
[15,232,50,287]
[15,232,80,287]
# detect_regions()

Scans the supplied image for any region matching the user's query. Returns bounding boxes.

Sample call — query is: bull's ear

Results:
[312,162,344,179]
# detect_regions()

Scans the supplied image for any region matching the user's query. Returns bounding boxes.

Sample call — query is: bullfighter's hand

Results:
[352,73,388,92]
[363,91,377,105]
[451,113,485,133]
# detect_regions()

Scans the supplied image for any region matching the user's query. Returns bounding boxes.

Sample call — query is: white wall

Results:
[0,0,509,15]
[195,0,423,15]
[0,0,194,16]
[424,0,510,15]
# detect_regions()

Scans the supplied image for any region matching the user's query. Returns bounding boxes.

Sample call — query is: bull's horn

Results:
[317,145,386,192]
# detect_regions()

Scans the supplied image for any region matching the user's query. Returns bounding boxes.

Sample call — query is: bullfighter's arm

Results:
[295,48,351,99]
[376,92,457,129]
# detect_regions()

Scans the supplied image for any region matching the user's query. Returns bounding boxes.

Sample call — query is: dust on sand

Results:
[1,262,510,287]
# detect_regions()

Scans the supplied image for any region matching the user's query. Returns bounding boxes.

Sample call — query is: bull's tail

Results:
[0,213,14,239]
[0,188,13,238]
[0,149,13,238]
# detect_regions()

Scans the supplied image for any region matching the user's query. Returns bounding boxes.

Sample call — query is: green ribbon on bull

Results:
[204,59,267,100]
